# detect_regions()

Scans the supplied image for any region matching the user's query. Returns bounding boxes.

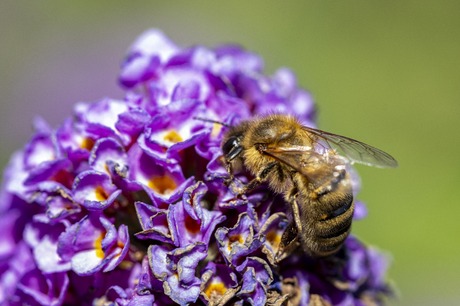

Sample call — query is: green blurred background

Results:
[0,1,458,305]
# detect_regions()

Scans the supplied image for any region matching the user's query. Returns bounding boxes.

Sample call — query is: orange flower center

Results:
[94,186,109,201]
[185,215,201,234]
[266,229,281,249]
[148,175,177,195]
[205,282,227,298]
[163,130,183,143]
[94,233,105,258]
[81,137,95,150]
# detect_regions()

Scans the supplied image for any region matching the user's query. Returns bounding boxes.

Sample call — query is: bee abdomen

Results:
[315,195,354,238]
[308,228,351,257]
[305,195,354,257]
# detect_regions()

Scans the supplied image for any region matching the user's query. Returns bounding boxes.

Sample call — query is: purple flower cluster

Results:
[0,29,392,305]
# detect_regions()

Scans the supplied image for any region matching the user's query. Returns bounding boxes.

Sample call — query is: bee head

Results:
[192,116,242,161]
[222,135,243,161]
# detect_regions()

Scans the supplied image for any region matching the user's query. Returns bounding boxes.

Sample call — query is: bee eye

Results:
[222,136,243,161]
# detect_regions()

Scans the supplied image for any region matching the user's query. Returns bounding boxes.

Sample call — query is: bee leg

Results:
[276,189,303,262]
[285,186,305,234]
[223,162,235,185]
[224,162,250,196]
[235,162,277,195]
[224,161,246,187]
[276,221,299,262]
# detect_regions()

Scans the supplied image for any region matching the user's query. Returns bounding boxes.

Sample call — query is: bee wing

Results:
[261,146,343,179]
[301,126,398,168]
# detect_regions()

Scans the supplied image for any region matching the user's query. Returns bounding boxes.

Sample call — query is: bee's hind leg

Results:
[276,221,300,263]
[276,188,302,262]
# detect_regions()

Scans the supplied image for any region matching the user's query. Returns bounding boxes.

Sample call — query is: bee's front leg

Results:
[223,162,246,192]
[223,162,235,185]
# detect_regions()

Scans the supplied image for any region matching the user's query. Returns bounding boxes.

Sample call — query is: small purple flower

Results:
[200,261,239,305]
[57,216,129,275]
[149,243,207,305]
[0,29,394,305]
[73,171,122,210]
[236,257,273,305]
[215,213,264,267]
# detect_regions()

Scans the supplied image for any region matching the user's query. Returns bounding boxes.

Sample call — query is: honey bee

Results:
[221,114,397,259]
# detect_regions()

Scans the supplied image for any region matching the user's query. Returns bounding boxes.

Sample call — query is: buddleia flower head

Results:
[0,29,393,306]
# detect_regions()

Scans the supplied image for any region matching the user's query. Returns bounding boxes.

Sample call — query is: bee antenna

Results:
[193,116,231,128]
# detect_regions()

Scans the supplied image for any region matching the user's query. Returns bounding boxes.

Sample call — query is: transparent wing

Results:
[261,146,345,180]
[301,126,398,168]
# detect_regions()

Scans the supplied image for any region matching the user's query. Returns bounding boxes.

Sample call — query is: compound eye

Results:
[222,136,238,155]
[222,136,243,161]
